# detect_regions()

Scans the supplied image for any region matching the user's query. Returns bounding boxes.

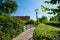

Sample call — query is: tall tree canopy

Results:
[41,0,60,14]
[41,0,60,22]
[0,0,18,14]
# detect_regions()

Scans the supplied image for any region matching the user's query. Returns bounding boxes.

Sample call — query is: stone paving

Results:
[13,27,35,40]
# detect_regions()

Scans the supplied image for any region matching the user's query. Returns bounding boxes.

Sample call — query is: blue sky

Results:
[11,0,58,20]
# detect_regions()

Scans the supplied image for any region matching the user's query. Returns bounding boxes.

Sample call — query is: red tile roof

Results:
[14,16,30,21]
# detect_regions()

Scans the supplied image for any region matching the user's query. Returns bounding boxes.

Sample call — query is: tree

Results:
[38,16,48,23]
[41,0,60,22]
[0,0,18,14]
[57,13,60,21]
[25,19,36,25]
[50,16,57,21]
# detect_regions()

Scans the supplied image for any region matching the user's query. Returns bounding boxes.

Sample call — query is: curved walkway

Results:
[13,27,35,40]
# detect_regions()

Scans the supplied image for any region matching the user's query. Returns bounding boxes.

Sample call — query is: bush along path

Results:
[33,24,60,40]
[0,15,25,40]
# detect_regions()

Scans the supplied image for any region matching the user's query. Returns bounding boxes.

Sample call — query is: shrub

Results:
[46,21,60,27]
[0,15,25,40]
[38,16,48,23]
[25,19,36,25]
[33,24,60,40]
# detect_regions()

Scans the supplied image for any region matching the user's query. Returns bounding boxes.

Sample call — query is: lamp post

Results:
[35,9,39,26]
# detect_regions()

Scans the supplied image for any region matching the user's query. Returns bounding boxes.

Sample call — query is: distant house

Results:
[14,16,30,21]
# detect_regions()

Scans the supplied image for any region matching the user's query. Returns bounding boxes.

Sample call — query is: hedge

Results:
[33,24,60,40]
[0,15,25,40]
[46,21,60,27]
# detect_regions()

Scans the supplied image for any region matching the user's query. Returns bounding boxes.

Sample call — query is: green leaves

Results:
[38,16,48,23]
[44,0,57,4]
[0,0,18,14]
[0,15,25,40]
[41,0,60,21]
[41,0,60,14]
[41,5,50,12]
[25,19,36,25]
[33,24,60,40]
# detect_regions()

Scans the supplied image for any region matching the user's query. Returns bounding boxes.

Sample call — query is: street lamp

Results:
[35,9,39,26]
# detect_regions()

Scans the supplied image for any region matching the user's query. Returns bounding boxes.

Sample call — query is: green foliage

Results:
[0,15,25,40]
[49,13,60,22]
[50,16,57,21]
[41,5,50,12]
[0,0,18,14]
[44,0,57,4]
[41,0,60,14]
[41,0,60,22]
[25,19,36,25]
[38,16,48,23]
[33,24,60,40]
[46,21,60,27]
[57,13,60,22]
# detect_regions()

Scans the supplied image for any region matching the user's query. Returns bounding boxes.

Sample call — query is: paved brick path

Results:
[13,27,35,40]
